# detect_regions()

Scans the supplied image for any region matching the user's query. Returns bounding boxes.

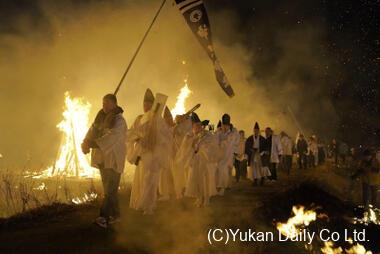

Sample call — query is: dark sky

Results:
[1,0,379,146]
[206,0,379,145]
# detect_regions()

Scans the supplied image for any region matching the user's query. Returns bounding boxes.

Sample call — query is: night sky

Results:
[207,0,379,146]
[1,0,379,146]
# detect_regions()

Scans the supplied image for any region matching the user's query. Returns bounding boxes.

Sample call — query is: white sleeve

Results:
[96,117,127,154]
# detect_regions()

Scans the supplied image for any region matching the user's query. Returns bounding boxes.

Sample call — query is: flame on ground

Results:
[276,205,317,238]
[352,206,380,226]
[321,241,343,254]
[321,240,372,254]
[71,192,98,204]
[171,79,192,118]
[33,92,98,179]
[33,182,47,191]
[278,206,373,254]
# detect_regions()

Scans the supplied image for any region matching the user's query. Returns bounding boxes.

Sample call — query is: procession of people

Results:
[81,90,380,228]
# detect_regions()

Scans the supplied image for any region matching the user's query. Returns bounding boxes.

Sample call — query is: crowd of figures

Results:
[81,90,379,228]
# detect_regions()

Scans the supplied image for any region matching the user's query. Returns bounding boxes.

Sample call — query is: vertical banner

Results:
[175,0,235,97]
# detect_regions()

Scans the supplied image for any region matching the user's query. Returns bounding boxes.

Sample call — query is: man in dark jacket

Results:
[296,134,308,169]
[245,122,268,185]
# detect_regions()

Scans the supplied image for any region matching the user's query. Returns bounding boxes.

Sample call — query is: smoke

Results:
[0,0,337,168]
[0,1,342,252]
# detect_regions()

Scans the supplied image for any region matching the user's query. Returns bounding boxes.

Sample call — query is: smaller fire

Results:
[71,192,98,205]
[276,206,317,238]
[33,182,47,191]
[321,241,343,254]
[171,79,192,118]
[27,92,98,179]
[352,206,380,225]
[278,205,374,254]
[321,239,372,254]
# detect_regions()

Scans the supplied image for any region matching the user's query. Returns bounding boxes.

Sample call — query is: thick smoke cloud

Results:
[0,0,337,167]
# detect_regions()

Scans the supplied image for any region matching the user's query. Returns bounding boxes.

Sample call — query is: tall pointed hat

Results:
[144,88,155,104]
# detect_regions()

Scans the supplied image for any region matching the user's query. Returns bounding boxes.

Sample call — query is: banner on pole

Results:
[175,0,235,97]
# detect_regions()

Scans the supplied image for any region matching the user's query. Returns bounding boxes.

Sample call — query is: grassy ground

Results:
[0,164,362,254]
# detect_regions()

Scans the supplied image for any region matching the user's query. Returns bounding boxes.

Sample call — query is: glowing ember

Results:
[276,206,317,238]
[43,92,98,178]
[321,241,343,254]
[346,241,373,254]
[321,240,372,254]
[171,79,192,118]
[71,192,98,204]
[33,182,47,191]
[352,206,380,225]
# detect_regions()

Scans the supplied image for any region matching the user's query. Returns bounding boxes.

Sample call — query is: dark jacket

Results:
[296,139,308,154]
[245,135,267,166]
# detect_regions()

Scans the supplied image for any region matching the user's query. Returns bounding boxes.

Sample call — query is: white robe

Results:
[175,131,194,193]
[172,119,192,197]
[309,140,318,166]
[185,130,217,201]
[207,133,221,197]
[128,114,171,213]
[216,128,240,188]
[158,126,175,199]
[269,135,283,164]
[249,152,272,180]
[91,113,127,173]
[280,136,293,156]
[247,136,271,180]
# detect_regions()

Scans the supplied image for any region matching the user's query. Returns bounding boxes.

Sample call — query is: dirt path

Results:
[0,166,349,254]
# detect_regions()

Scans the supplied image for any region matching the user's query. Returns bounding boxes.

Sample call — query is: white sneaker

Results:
[94,216,107,228]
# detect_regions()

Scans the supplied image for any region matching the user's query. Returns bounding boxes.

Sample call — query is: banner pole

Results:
[114,0,167,95]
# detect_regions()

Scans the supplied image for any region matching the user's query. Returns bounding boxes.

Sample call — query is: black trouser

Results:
[283,155,292,175]
[362,183,378,208]
[269,163,277,180]
[234,159,247,182]
[298,153,308,169]
[99,168,121,219]
[334,151,338,165]
[308,153,315,168]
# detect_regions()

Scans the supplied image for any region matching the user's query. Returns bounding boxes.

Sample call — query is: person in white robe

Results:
[81,94,127,228]
[172,114,192,198]
[215,114,240,196]
[280,131,293,175]
[127,89,153,212]
[202,120,219,197]
[234,130,247,182]
[309,135,319,167]
[158,107,176,201]
[127,89,171,215]
[184,113,218,207]
[265,127,283,181]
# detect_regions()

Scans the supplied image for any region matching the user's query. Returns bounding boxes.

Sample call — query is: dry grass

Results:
[0,169,101,218]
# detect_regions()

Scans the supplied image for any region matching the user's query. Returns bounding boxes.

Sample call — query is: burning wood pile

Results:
[44,92,98,178]
[23,92,98,179]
